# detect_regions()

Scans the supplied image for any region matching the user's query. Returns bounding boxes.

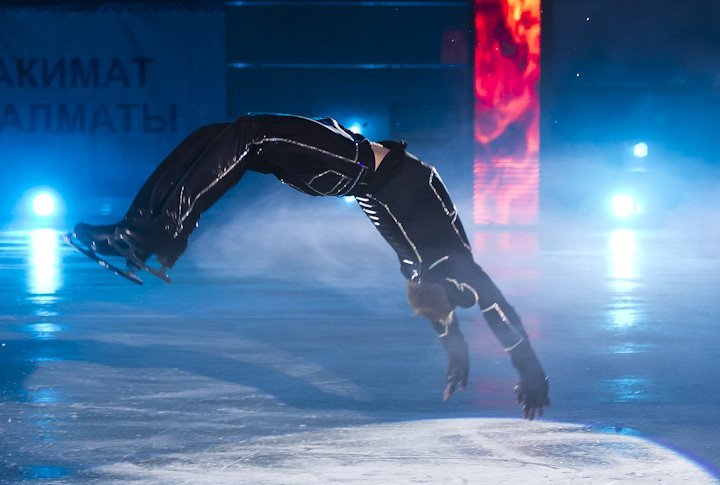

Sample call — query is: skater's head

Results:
[407,281,454,322]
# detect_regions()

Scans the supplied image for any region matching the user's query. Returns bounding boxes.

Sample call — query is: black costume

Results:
[72,113,549,416]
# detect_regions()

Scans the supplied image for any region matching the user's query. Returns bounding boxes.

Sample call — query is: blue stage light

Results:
[632,142,648,158]
[349,123,363,134]
[343,196,355,203]
[611,194,639,219]
[32,192,56,216]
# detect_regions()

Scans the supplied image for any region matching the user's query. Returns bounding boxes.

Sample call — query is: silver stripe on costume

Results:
[369,195,423,266]
[307,170,352,196]
[280,179,307,193]
[481,302,525,352]
[450,213,472,252]
[256,137,364,196]
[428,255,449,270]
[428,168,472,252]
[429,169,452,216]
[179,135,364,224]
[253,136,359,164]
[445,277,480,306]
[335,174,356,195]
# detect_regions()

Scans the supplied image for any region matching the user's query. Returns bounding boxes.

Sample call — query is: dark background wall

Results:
[540,0,720,221]
[0,0,226,226]
[225,0,474,202]
[2,0,720,225]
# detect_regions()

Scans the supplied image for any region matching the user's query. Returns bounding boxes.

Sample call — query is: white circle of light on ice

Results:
[100,418,716,484]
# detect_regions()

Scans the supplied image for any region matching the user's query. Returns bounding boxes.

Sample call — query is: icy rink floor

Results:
[1,218,720,483]
[96,419,716,484]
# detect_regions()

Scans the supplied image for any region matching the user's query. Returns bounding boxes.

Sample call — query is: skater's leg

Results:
[71,114,371,279]
[117,114,372,266]
[71,123,230,260]
[125,122,231,221]
[127,113,372,266]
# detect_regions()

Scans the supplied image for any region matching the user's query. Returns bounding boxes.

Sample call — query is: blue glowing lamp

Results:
[632,142,648,158]
[32,192,56,216]
[611,194,637,219]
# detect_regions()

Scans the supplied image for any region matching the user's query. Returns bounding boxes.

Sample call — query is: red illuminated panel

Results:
[473,0,540,225]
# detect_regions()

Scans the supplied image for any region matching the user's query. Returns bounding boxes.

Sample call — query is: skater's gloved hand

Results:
[509,341,550,420]
[439,329,469,401]
[514,377,549,420]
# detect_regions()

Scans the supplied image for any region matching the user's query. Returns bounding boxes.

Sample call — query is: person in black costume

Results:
[70,113,549,419]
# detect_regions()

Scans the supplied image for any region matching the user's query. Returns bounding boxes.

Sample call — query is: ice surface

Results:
[97,419,716,484]
[2,220,720,483]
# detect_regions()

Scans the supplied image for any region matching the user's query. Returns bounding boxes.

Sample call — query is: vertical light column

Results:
[473,0,541,225]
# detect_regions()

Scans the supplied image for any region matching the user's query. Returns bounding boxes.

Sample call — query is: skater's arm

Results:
[465,268,549,419]
[406,281,469,401]
[431,314,469,401]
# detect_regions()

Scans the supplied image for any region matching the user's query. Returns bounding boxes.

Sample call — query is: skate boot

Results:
[71,223,123,257]
[66,222,174,284]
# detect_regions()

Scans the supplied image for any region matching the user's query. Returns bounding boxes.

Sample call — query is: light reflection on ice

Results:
[608,376,652,402]
[26,323,64,340]
[27,387,61,404]
[609,305,638,329]
[609,342,652,354]
[608,229,637,286]
[27,229,62,295]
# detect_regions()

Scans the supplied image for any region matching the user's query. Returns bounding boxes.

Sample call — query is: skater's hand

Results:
[509,341,549,420]
[514,377,549,420]
[441,333,469,401]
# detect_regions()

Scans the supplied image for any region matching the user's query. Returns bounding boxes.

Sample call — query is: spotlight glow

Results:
[632,142,648,158]
[348,123,363,134]
[343,196,355,203]
[611,195,637,219]
[32,193,56,216]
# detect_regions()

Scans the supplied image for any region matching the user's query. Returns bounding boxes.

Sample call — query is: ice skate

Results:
[65,223,172,284]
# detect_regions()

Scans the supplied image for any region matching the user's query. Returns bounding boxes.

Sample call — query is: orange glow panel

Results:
[473,0,540,225]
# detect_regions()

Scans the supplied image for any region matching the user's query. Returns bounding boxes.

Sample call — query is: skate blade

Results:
[108,234,171,284]
[144,261,171,283]
[64,232,144,285]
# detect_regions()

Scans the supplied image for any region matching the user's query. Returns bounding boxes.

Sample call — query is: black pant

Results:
[123,114,374,263]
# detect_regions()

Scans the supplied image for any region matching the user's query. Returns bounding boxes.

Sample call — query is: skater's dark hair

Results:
[407,281,453,322]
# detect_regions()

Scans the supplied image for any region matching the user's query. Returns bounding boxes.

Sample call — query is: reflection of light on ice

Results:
[609,305,638,329]
[607,230,639,331]
[609,229,636,279]
[609,342,652,354]
[28,229,62,295]
[27,322,64,340]
[95,419,717,484]
[27,387,62,404]
[609,376,652,402]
